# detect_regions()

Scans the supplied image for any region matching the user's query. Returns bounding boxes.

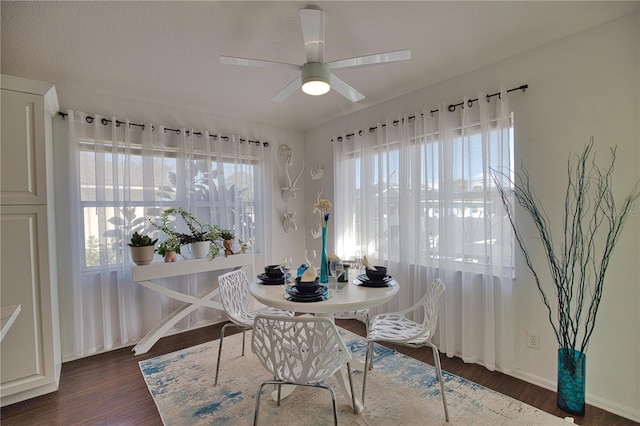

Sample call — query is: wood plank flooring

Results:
[1,320,636,425]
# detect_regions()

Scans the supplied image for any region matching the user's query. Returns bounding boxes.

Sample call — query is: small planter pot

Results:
[130,246,155,266]
[163,251,177,263]
[189,241,210,259]
[223,239,234,256]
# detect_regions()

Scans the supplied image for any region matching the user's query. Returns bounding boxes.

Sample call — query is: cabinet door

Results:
[0,205,56,397]
[1,90,47,205]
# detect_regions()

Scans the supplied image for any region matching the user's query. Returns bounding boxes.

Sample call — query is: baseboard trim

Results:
[510,370,640,422]
[61,317,226,363]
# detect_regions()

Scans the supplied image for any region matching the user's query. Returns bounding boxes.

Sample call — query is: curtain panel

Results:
[62,111,272,359]
[333,88,515,371]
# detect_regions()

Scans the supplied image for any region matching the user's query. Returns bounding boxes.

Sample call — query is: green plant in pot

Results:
[157,234,181,263]
[220,229,235,256]
[152,207,223,259]
[493,139,640,415]
[128,231,158,266]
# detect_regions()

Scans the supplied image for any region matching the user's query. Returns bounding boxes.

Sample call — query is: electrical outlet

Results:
[527,331,540,349]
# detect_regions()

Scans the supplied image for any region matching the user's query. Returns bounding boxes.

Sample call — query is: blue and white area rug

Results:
[140,328,568,425]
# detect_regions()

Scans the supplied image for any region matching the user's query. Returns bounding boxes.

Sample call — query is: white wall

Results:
[304,13,639,421]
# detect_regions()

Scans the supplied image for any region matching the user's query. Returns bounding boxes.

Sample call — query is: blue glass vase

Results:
[320,226,329,283]
[557,348,585,415]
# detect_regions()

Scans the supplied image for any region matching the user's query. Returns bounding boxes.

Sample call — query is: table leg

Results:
[132,286,223,355]
[270,384,297,402]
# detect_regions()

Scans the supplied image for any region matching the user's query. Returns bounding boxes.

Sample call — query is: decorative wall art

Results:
[310,163,324,180]
[277,144,292,166]
[281,152,305,202]
[282,212,298,233]
[311,223,322,239]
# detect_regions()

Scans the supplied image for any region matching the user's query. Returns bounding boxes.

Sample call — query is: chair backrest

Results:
[252,315,352,385]
[218,269,251,325]
[420,278,445,340]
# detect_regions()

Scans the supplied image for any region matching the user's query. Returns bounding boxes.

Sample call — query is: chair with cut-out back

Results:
[251,314,357,425]
[214,270,293,385]
[362,278,449,422]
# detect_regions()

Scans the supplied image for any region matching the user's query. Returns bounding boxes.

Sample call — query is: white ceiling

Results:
[2,1,638,132]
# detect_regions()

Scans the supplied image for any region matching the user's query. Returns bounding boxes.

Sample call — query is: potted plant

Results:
[151,207,223,259]
[157,234,181,263]
[128,231,158,266]
[220,229,235,256]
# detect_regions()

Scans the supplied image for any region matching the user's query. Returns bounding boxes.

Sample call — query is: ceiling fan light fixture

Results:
[301,62,330,96]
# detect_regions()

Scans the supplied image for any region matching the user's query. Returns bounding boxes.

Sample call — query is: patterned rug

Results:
[140,327,568,425]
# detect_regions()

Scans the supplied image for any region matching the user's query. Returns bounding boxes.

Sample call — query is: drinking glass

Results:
[329,259,344,294]
[353,249,364,271]
[279,256,293,286]
[304,249,317,267]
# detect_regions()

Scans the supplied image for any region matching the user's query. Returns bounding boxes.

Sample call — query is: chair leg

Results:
[367,341,374,370]
[430,342,449,422]
[276,383,282,406]
[317,384,339,426]
[254,382,267,426]
[346,362,357,414]
[361,340,374,407]
[214,323,231,386]
[241,330,246,356]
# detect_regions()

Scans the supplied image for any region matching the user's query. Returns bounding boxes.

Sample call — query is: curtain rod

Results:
[57,112,270,147]
[331,84,528,143]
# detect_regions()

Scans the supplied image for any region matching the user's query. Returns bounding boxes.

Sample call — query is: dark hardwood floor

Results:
[1,320,636,425]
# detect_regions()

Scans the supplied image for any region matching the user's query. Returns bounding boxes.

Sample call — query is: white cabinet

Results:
[1,75,61,406]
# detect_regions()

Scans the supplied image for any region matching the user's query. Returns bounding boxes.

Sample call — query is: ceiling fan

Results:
[220,6,411,102]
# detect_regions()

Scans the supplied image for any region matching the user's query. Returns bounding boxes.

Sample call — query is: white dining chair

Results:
[362,278,449,422]
[251,314,357,426]
[215,269,293,386]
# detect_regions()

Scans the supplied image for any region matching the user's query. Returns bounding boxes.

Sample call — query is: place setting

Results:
[353,258,397,288]
[256,257,294,285]
[284,259,329,302]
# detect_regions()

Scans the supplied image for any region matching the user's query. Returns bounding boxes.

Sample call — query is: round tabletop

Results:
[249,277,399,314]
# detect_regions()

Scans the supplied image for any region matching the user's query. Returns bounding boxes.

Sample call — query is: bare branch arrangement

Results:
[493,139,640,361]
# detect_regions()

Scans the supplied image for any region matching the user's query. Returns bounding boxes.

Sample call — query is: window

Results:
[77,130,259,269]
[335,112,514,274]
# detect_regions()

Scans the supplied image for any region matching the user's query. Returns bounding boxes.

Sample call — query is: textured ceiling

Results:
[2,1,638,131]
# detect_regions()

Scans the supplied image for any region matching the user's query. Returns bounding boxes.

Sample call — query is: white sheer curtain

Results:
[62,111,272,359]
[334,87,515,372]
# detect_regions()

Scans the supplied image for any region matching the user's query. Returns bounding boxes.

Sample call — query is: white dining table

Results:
[249,274,399,414]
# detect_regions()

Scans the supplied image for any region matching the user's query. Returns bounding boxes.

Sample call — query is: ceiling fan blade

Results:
[330,73,365,102]
[271,76,302,102]
[328,49,411,70]
[300,7,325,63]
[220,56,300,72]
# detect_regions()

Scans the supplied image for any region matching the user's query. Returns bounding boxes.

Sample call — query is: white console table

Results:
[131,253,253,355]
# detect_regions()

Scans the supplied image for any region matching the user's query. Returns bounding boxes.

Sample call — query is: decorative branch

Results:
[493,138,640,365]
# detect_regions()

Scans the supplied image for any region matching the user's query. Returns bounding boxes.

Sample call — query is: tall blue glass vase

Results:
[557,348,586,415]
[320,226,329,283]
